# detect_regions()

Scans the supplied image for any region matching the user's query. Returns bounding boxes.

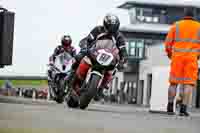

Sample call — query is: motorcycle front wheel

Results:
[79,74,101,109]
[55,78,66,104]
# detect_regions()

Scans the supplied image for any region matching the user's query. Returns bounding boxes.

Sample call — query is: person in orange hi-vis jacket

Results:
[165,8,200,117]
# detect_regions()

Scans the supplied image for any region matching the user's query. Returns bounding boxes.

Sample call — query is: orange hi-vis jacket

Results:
[165,17,200,85]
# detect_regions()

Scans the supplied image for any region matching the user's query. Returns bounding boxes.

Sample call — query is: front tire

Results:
[55,78,66,104]
[79,74,101,109]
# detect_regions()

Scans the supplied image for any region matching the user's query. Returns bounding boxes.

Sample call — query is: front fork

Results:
[85,70,104,90]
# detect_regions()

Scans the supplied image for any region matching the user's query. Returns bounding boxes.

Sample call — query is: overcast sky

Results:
[0,0,129,76]
[0,0,195,76]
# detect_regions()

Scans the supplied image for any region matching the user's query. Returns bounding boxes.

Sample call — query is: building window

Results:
[196,9,200,21]
[165,8,186,24]
[137,41,144,58]
[136,8,157,23]
[129,41,136,56]
[128,8,137,24]
[135,7,167,24]
[132,7,193,24]
[126,39,145,59]
[125,38,164,60]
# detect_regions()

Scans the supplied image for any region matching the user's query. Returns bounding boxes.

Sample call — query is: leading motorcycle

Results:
[66,38,120,109]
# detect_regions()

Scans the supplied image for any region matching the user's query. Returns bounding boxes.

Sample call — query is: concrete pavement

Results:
[0,97,200,133]
[0,95,56,106]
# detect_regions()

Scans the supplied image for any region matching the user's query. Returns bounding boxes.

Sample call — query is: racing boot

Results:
[167,102,175,115]
[66,75,81,108]
[179,104,190,117]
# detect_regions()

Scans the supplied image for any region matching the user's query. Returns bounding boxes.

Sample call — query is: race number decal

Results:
[96,49,114,66]
[99,53,111,62]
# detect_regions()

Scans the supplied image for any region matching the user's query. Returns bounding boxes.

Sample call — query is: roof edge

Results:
[120,24,170,34]
[117,1,200,10]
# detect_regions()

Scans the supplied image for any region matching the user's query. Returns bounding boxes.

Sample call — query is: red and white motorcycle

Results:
[67,38,120,109]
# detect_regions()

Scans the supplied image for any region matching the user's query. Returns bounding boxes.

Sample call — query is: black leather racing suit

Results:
[73,25,128,70]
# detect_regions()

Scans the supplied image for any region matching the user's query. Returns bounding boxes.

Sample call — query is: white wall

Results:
[111,72,124,94]
[139,43,170,105]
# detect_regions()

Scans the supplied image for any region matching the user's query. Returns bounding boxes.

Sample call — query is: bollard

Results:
[32,89,36,101]
[47,88,50,101]
[19,88,22,97]
[119,81,126,104]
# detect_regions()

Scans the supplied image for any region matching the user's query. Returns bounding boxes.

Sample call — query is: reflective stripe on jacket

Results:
[164,17,200,58]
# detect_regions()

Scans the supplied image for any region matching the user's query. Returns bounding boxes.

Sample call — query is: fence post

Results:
[32,88,36,101]
[119,81,126,104]
[47,88,50,101]
[19,88,22,97]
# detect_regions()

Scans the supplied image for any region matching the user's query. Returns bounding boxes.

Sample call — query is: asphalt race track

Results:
[0,96,200,133]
